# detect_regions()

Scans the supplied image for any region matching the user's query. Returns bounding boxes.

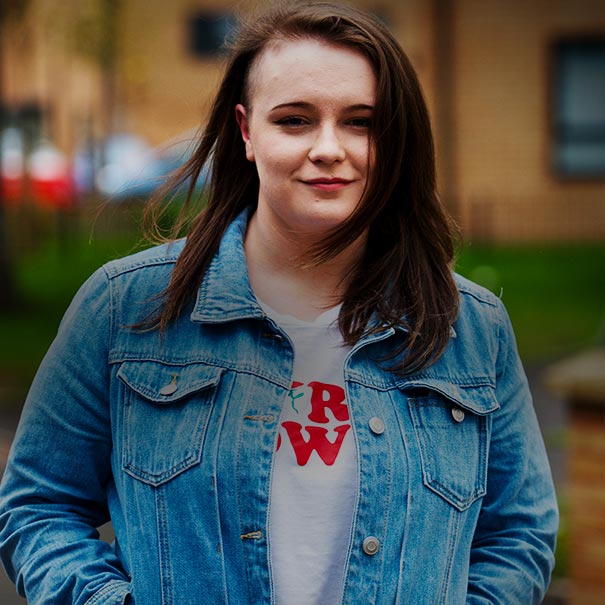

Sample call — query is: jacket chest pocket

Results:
[404,381,499,511]
[117,360,223,486]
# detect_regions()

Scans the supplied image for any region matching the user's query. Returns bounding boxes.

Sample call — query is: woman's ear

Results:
[235,104,255,162]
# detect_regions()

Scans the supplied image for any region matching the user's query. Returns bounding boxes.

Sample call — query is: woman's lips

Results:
[303,178,353,191]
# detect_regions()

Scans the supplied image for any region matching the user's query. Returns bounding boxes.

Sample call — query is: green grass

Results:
[455,242,605,361]
[0,205,148,391]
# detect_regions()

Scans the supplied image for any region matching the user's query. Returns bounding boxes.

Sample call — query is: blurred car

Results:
[28,140,75,208]
[74,131,208,200]
[3,129,208,206]
[2,131,76,208]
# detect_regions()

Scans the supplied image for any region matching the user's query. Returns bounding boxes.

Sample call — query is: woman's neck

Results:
[244,212,365,321]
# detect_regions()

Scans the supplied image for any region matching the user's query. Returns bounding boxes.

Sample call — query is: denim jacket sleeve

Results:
[0,268,131,604]
[466,297,558,604]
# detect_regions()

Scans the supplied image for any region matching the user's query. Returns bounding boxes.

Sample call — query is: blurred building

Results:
[1,0,604,240]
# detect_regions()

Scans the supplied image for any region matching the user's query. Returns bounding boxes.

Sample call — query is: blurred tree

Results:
[68,0,123,139]
[0,0,31,309]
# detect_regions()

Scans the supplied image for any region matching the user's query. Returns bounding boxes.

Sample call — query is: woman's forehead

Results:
[245,37,376,108]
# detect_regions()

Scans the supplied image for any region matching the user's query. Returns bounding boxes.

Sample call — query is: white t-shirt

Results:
[261,302,358,605]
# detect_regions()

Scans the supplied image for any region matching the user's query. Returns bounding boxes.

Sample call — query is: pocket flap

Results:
[118,360,223,404]
[399,379,499,415]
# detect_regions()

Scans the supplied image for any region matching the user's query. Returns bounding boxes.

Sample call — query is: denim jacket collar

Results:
[189,210,399,352]
[189,208,456,355]
[190,209,265,324]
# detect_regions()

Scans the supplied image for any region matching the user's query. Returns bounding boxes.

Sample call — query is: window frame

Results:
[549,35,605,182]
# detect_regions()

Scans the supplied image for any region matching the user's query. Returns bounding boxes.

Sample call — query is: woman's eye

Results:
[348,117,371,128]
[275,116,308,127]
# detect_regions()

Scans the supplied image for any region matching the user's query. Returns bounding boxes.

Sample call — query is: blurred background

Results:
[0,0,604,603]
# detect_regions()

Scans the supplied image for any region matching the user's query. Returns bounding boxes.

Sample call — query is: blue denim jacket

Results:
[0,210,558,604]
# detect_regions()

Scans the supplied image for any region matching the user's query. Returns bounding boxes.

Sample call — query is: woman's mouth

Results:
[303,178,353,191]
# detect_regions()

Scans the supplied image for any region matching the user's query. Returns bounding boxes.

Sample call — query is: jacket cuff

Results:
[84,580,132,605]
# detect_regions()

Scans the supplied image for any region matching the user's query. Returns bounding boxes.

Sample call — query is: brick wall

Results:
[568,405,605,605]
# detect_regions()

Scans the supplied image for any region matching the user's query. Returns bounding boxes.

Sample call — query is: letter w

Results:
[281,421,350,466]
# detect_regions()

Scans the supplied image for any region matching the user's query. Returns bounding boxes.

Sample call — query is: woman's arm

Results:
[466,299,559,604]
[0,268,131,604]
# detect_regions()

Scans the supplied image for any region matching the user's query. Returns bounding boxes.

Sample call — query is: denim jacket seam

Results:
[109,355,224,366]
[457,288,498,308]
[455,275,500,308]
[103,246,181,279]
[108,355,292,390]
[427,478,484,511]
[197,256,216,309]
[106,256,178,279]
[102,265,116,355]
[155,486,174,605]
[377,422,393,598]
[397,376,496,389]
[440,507,462,603]
[494,299,509,380]
[347,372,496,390]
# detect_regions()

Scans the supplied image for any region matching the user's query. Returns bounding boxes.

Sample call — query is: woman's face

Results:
[236,37,376,237]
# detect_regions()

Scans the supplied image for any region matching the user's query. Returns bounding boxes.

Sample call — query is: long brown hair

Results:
[142,0,459,375]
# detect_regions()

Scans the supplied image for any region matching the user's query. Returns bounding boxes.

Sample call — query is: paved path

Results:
[0,365,568,604]
[526,363,568,490]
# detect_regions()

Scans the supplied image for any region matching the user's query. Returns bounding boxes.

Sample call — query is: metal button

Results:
[159,383,177,396]
[369,417,385,435]
[160,375,178,396]
[362,536,380,555]
[243,414,275,423]
[451,407,465,422]
[262,330,283,341]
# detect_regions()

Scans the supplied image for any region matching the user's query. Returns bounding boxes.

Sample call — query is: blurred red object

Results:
[1,128,25,205]
[0,177,24,205]
[27,142,75,209]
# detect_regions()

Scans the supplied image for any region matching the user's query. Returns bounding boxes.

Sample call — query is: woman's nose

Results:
[307,124,346,164]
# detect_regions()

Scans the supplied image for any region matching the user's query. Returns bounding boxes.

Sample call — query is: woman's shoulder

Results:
[102,239,186,279]
[83,239,188,321]
[453,272,501,309]
[451,272,510,347]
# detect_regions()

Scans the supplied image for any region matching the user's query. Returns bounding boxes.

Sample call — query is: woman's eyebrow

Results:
[270,101,314,111]
[345,103,375,111]
[269,101,375,111]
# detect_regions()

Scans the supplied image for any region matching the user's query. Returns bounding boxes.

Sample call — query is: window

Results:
[552,39,605,178]
[187,11,238,57]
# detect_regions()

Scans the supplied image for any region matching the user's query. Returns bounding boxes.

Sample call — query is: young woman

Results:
[0,2,558,604]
